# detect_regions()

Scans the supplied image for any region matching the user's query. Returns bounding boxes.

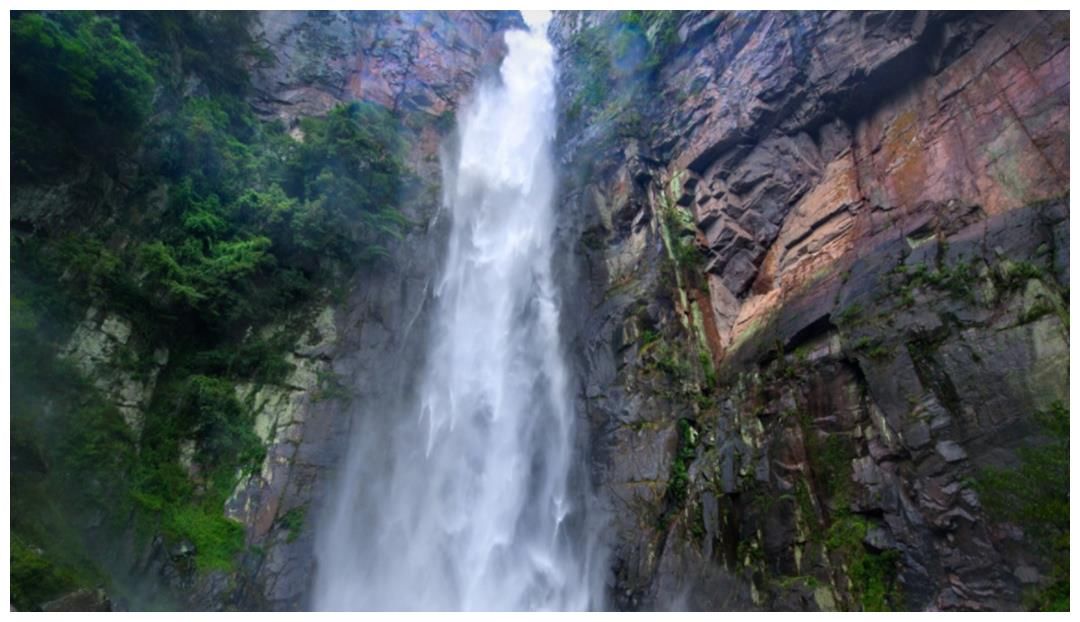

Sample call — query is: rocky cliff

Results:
[210,10,523,610]
[10,9,522,611]
[9,9,1069,613]
[550,9,1068,611]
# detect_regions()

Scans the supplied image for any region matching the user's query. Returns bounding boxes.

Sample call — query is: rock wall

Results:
[195,10,525,610]
[14,10,1067,612]
[550,10,1068,611]
[251,11,520,123]
[13,10,524,611]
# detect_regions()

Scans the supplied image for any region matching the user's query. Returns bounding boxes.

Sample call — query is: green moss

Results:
[795,478,819,533]
[279,506,307,543]
[656,418,699,529]
[975,401,1069,611]
[835,304,863,328]
[1019,297,1060,325]
[125,370,266,573]
[825,513,901,611]
[313,368,351,402]
[998,260,1045,290]
[163,505,245,572]
[812,433,855,509]
[10,537,82,611]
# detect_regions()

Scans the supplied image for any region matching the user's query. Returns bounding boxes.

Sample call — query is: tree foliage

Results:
[11,11,156,178]
[9,10,411,594]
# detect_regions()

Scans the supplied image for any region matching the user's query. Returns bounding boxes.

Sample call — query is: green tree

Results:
[11,12,155,178]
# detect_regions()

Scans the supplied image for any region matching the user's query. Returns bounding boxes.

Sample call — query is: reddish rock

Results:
[553,9,1068,612]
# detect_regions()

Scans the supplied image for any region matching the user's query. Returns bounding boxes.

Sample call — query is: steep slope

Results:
[8,10,1069,613]
[549,10,1068,611]
[10,10,520,611]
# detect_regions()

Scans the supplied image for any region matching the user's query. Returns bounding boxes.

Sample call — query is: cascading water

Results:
[313,13,606,611]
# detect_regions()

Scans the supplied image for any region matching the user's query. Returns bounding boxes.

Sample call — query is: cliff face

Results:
[10,10,522,612]
[549,10,1068,611]
[213,11,522,610]
[10,10,1068,613]
[251,11,519,122]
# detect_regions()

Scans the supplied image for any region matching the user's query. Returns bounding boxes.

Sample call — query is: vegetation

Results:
[279,506,307,544]
[562,11,681,125]
[660,418,698,529]
[906,261,977,302]
[11,11,155,179]
[834,303,863,328]
[10,10,410,603]
[790,405,900,610]
[975,402,1069,611]
[618,10,681,72]
[852,336,893,361]
[10,538,83,611]
[825,513,902,611]
[120,11,269,95]
[562,24,613,122]
[10,297,134,608]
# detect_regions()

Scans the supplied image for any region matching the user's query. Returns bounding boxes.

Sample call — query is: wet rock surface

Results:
[551,9,1067,611]
[196,10,525,611]
[252,11,523,124]
[41,588,112,612]
[24,11,526,612]
[18,10,1067,611]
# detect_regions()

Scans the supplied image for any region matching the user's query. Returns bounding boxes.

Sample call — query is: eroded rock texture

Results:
[550,10,1068,611]
[252,11,519,122]
[198,10,525,610]
[14,10,524,612]
[17,10,1067,612]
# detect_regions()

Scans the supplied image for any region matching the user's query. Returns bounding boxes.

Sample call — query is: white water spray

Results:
[313,16,605,611]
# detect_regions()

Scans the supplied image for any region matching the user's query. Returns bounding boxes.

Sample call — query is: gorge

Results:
[8,10,1070,612]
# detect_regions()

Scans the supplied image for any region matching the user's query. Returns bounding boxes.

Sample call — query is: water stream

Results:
[313,14,605,611]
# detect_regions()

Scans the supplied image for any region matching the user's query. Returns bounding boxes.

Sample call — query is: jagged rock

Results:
[252,11,523,125]
[935,441,968,463]
[552,8,1067,612]
[41,588,111,612]
[186,12,528,610]
[59,308,168,437]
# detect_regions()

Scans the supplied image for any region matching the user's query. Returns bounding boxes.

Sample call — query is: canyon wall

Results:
[550,10,1068,611]
[10,10,1068,612]
[213,10,523,610]
[10,10,522,611]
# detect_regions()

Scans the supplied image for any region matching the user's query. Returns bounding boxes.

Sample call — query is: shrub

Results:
[825,513,901,611]
[11,12,155,178]
[10,538,81,611]
[285,102,409,262]
[177,375,263,469]
[121,11,267,95]
[162,505,246,572]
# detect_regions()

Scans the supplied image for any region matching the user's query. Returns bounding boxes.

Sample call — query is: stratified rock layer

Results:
[550,9,1068,611]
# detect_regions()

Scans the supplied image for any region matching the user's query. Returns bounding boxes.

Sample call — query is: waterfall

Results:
[313,13,606,611]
